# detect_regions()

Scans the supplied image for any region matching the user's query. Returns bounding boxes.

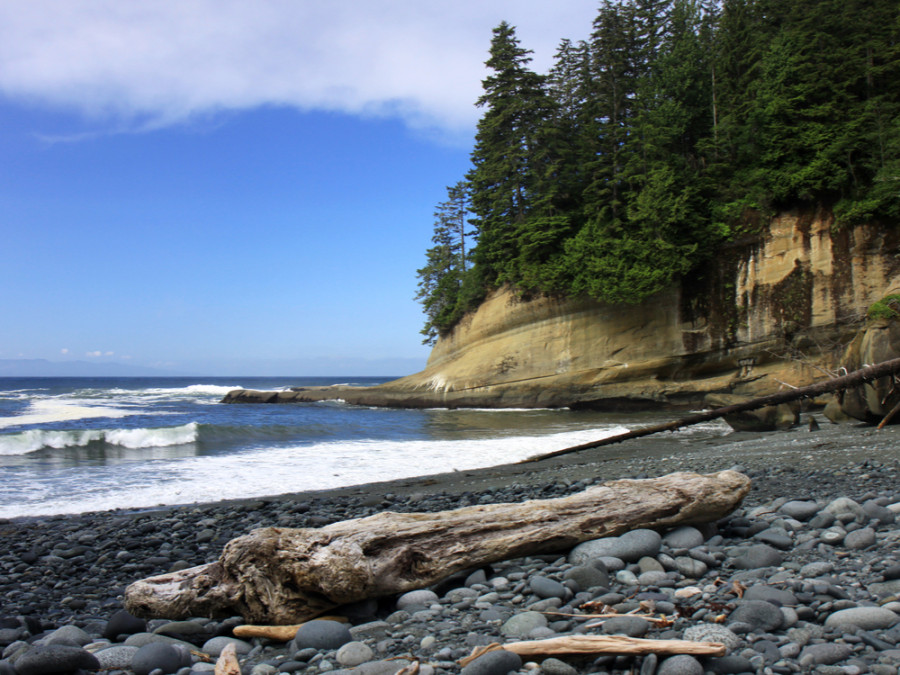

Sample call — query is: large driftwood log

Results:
[125,471,750,624]
[523,357,900,464]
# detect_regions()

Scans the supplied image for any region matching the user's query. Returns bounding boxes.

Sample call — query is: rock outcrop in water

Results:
[224,209,900,410]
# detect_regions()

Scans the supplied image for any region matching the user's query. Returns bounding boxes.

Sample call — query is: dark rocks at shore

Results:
[1,456,900,675]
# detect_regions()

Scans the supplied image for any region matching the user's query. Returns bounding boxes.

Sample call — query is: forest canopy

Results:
[416,0,900,344]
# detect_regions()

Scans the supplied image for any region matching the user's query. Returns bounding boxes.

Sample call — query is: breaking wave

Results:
[0,422,200,456]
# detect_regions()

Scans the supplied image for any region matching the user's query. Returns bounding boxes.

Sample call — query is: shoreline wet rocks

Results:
[2,426,900,675]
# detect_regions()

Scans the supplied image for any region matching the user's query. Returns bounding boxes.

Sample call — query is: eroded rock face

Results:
[387,210,900,409]
[837,318,900,423]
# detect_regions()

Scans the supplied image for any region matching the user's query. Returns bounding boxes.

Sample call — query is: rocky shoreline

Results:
[1,422,900,675]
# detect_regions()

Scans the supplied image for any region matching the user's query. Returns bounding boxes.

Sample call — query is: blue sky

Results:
[0,1,596,376]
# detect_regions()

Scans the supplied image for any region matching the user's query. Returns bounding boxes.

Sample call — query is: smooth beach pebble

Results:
[335,641,374,667]
[292,620,352,651]
[460,649,522,675]
[657,654,704,675]
[13,645,101,675]
[825,607,900,630]
[132,642,186,675]
[396,589,439,610]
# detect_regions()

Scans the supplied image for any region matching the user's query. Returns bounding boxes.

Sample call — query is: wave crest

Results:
[0,422,199,456]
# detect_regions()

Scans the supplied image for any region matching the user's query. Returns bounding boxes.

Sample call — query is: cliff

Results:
[225,209,900,409]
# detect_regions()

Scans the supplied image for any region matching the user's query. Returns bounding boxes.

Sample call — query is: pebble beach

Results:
[2,419,900,675]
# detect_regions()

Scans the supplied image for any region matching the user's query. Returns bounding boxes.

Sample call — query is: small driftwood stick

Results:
[232,625,304,641]
[125,471,749,625]
[523,357,900,463]
[214,644,240,675]
[459,636,727,666]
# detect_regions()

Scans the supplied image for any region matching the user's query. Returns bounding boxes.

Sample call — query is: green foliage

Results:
[416,0,900,340]
[867,294,900,321]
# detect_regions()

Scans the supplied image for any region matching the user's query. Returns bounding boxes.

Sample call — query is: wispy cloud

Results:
[0,1,595,140]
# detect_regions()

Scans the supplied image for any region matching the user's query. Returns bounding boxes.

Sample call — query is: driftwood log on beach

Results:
[523,357,900,464]
[125,471,750,624]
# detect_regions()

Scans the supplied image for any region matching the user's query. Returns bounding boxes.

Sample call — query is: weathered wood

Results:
[124,471,749,624]
[214,644,240,675]
[459,636,727,666]
[522,357,900,464]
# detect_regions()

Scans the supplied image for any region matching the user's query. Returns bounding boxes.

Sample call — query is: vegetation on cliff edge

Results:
[416,0,900,344]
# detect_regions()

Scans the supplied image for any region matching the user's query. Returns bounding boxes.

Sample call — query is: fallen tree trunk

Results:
[460,636,727,666]
[125,471,750,624]
[523,357,900,464]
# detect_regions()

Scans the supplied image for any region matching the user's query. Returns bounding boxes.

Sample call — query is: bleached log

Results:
[459,636,727,666]
[124,471,750,625]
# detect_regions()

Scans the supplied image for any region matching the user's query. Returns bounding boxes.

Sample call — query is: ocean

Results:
[0,377,732,519]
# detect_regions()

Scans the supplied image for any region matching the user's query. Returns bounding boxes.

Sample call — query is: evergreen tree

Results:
[414,183,473,344]
[467,22,549,287]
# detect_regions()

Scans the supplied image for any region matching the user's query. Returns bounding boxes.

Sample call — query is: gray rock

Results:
[728,600,784,632]
[293,620,353,650]
[864,500,896,524]
[336,641,374,667]
[871,579,900,597]
[708,655,754,674]
[563,565,609,591]
[601,616,650,637]
[540,657,578,675]
[752,528,793,549]
[14,645,101,675]
[824,497,866,522]
[40,625,93,647]
[663,526,705,549]
[674,556,707,578]
[396,589,439,610]
[201,636,252,656]
[799,561,834,577]
[799,643,852,667]
[132,642,185,675]
[250,665,279,675]
[637,570,669,585]
[844,527,876,550]
[461,649,522,675]
[731,544,783,569]
[682,624,742,651]
[93,645,140,669]
[825,607,899,630]
[569,529,661,564]
[501,611,547,637]
[103,609,147,640]
[743,584,797,606]
[349,621,391,641]
[657,655,703,675]
[530,576,567,600]
[0,660,15,675]
[779,500,820,521]
[123,633,196,650]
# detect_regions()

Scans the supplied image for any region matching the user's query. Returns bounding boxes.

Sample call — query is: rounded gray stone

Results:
[201,636,252,657]
[461,649,522,675]
[14,645,101,675]
[40,625,93,647]
[638,570,668,586]
[569,529,661,564]
[540,657,578,675]
[336,641,375,667]
[601,616,650,637]
[293,620,353,650]
[658,654,704,675]
[530,576,567,600]
[682,624,742,651]
[779,500,820,521]
[728,600,784,632]
[825,607,899,630]
[663,526,705,549]
[396,589,439,610]
[563,564,610,591]
[799,643,852,667]
[743,584,797,606]
[824,497,866,522]
[94,645,140,670]
[674,556,707,578]
[133,642,184,675]
[500,611,547,638]
[844,527,876,550]
[731,543,783,569]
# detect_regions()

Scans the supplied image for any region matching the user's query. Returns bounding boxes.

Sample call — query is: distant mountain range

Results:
[0,359,181,377]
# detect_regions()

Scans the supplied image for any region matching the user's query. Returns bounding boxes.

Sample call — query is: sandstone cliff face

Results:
[387,209,900,409]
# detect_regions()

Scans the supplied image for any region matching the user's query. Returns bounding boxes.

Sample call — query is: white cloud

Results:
[86,350,102,357]
[0,1,596,138]
[60,348,69,355]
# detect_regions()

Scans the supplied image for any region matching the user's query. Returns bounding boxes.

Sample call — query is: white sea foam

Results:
[0,422,199,456]
[0,399,135,429]
[0,425,629,517]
